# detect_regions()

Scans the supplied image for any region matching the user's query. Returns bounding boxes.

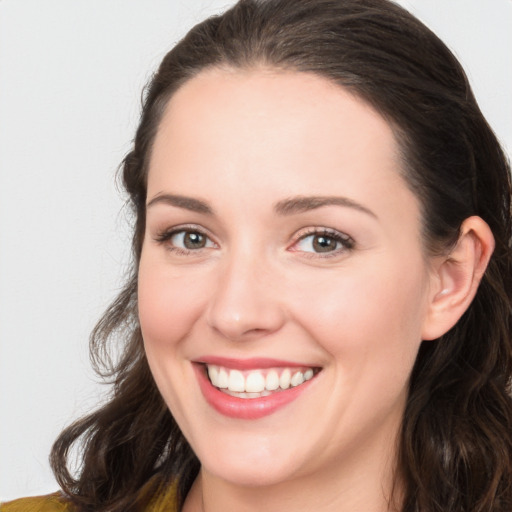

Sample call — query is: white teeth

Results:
[265,370,280,391]
[279,369,291,390]
[245,372,266,393]
[228,370,245,392]
[217,368,228,389]
[290,371,304,387]
[206,365,316,395]
[207,365,218,383]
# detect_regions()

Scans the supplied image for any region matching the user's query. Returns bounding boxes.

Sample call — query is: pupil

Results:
[313,235,336,253]
[184,232,205,249]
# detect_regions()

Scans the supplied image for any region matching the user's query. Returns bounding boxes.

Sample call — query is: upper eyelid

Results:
[291,226,354,242]
[154,223,213,238]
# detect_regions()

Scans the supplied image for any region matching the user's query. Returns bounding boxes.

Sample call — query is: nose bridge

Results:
[206,243,285,341]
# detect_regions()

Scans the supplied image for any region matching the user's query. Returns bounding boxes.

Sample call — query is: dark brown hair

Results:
[50,1,512,510]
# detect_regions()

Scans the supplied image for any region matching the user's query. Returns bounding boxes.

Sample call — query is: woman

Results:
[3,0,511,510]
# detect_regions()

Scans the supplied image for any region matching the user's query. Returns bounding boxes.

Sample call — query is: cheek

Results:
[291,257,428,374]
[137,253,208,350]
[137,252,212,425]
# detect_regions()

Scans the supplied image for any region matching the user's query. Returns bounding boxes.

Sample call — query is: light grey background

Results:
[1,0,511,501]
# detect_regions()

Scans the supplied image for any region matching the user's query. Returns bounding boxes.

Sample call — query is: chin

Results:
[194,433,307,487]
[203,457,298,488]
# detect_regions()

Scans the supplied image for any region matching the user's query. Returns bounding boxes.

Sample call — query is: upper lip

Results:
[195,356,318,370]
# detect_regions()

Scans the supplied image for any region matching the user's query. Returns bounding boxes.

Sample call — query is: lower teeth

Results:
[221,389,274,399]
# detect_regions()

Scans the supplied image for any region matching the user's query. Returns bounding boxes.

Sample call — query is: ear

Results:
[422,216,495,341]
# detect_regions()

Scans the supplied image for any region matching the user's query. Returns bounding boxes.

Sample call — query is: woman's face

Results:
[139,69,435,488]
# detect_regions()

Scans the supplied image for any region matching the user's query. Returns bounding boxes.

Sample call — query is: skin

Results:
[138,68,494,512]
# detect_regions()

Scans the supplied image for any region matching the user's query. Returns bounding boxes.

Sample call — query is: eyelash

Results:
[290,227,355,258]
[153,225,355,258]
[154,224,216,256]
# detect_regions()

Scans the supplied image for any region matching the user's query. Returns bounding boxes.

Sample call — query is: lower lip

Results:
[194,364,316,420]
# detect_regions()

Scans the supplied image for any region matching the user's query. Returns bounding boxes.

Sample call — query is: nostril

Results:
[206,298,286,342]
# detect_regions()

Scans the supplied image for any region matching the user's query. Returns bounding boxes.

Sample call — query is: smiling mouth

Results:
[205,364,320,399]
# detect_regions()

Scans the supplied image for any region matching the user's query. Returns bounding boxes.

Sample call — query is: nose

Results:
[205,253,286,341]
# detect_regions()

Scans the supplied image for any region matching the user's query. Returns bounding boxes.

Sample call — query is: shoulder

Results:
[1,493,73,512]
[1,479,178,512]
[143,479,179,512]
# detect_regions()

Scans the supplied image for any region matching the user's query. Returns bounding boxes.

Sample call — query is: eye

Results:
[292,229,354,256]
[171,230,212,250]
[154,227,216,254]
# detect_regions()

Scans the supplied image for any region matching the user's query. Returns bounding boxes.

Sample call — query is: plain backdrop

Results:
[1,0,511,501]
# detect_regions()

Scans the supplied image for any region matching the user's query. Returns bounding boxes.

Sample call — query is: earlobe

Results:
[421,216,495,341]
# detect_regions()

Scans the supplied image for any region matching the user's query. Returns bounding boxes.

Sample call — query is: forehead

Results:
[152,68,400,172]
[148,67,416,223]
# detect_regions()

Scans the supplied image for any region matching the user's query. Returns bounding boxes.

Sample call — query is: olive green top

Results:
[1,493,71,512]
[1,482,178,512]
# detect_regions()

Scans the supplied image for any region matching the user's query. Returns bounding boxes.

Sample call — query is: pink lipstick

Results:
[193,358,319,420]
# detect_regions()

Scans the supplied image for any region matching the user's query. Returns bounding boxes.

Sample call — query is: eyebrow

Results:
[146,194,214,215]
[274,195,377,218]
[146,193,376,219]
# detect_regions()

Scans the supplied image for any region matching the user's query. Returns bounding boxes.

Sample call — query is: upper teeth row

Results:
[207,365,315,393]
